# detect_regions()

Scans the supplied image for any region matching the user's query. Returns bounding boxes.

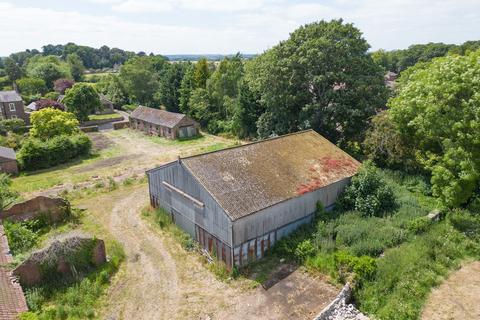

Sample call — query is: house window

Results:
[9,103,15,112]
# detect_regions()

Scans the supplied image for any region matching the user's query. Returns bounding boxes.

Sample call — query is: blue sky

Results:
[1,0,479,55]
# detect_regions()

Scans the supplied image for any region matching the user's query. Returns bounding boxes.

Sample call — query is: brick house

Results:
[0,91,28,123]
[0,146,18,175]
[130,106,200,139]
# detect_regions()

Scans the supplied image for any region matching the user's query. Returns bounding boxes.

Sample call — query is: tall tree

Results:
[67,53,85,81]
[4,57,22,82]
[26,55,71,90]
[248,19,388,144]
[194,58,210,89]
[179,63,196,114]
[389,50,480,207]
[119,56,164,106]
[156,62,187,112]
[63,83,101,122]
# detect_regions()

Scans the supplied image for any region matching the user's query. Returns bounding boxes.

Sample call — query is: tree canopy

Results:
[30,108,79,139]
[63,83,101,122]
[246,19,388,144]
[389,50,480,207]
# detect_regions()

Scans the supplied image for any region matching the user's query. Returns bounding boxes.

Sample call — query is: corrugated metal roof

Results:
[181,130,360,221]
[130,106,186,128]
[0,91,21,103]
[0,146,16,160]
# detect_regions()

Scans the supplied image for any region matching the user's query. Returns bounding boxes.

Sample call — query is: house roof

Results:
[0,91,22,103]
[0,146,16,161]
[130,106,186,128]
[180,130,360,221]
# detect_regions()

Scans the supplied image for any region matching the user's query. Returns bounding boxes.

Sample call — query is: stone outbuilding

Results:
[147,130,360,268]
[0,146,18,175]
[130,106,199,139]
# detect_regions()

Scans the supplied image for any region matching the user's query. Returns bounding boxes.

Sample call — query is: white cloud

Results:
[1,0,480,55]
[112,0,173,13]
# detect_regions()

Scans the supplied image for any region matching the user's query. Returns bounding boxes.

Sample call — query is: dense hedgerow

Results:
[18,133,91,171]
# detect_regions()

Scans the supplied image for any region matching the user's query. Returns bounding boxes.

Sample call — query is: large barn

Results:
[147,130,360,267]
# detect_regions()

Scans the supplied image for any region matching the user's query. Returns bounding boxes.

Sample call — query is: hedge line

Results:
[18,134,92,170]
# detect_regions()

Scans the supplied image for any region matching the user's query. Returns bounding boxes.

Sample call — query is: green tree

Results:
[26,55,71,89]
[231,80,263,138]
[363,111,417,170]
[194,58,210,89]
[156,62,187,112]
[30,108,79,138]
[179,63,196,114]
[119,56,165,106]
[0,174,18,210]
[4,57,22,82]
[66,53,85,81]
[16,77,46,96]
[63,83,101,122]
[97,74,128,107]
[389,50,480,207]
[248,19,388,144]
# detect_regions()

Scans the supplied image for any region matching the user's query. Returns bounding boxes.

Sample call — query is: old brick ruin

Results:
[13,233,107,286]
[0,196,70,223]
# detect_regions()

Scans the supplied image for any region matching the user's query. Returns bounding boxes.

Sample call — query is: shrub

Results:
[18,133,91,170]
[333,250,376,283]
[338,163,397,217]
[294,239,315,262]
[447,209,480,240]
[3,220,38,254]
[407,216,431,234]
[0,118,26,136]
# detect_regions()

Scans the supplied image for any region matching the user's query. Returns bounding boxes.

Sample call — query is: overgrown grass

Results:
[87,113,123,121]
[141,207,194,250]
[266,169,480,319]
[11,144,122,193]
[21,241,124,320]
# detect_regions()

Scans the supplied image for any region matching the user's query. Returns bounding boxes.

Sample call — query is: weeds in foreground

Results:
[21,241,125,320]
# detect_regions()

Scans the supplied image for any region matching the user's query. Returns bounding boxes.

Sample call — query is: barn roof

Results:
[0,91,22,103]
[0,146,16,161]
[180,130,360,221]
[130,106,186,128]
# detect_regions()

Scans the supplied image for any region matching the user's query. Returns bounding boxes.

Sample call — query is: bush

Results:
[338,163,397,217]
[18,133,92,170]
[447,209,480,240]
[294,239,315,262]
[3,220,39,254]
[0,118,26,136]
[333,251,376,283]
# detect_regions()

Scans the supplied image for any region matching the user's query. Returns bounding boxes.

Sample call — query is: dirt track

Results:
[422,261,480,320]
[78,186,338,320]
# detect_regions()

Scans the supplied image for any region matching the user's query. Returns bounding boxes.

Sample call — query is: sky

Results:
[1,0,479,56]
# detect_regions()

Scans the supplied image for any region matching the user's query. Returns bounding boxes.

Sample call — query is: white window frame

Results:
[8,103,15,112]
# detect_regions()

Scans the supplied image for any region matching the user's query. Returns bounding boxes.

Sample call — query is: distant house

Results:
[0,146,18,175]
[0,91,28,122]
[130,106,199,139]
[147,130,360,267]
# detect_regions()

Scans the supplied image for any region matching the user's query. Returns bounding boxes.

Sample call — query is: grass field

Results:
[88,113,123,121]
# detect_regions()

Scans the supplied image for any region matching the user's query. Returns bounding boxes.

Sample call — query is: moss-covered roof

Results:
[181,130,360,220]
